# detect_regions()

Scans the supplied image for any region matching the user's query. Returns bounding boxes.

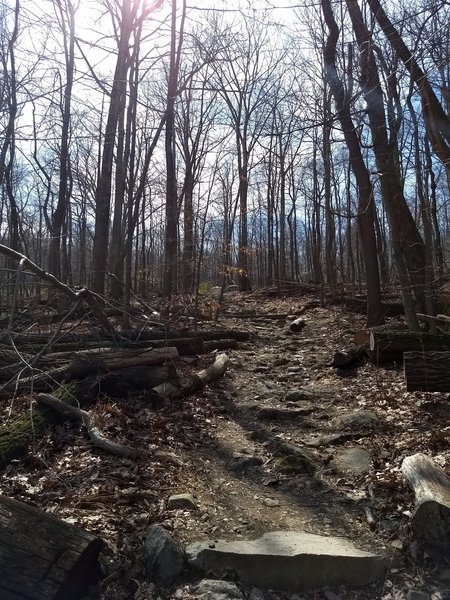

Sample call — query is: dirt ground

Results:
[1,291,450,600]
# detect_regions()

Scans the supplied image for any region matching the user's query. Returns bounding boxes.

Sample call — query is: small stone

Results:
[257,407,310,421]
[407,591,429,600]
[254,366,270,373]
[228,455,263,472]
[338,410,380,430]
[330,447,372,476]
[273,357,289,366]
[274,455,313,475]
[249,588,266,600]
[390,539,403,551]
[324,591,341,600]
[285,389,313,402]
[194,579,244,599]
[168,493,198,511]
[262,497,281,507]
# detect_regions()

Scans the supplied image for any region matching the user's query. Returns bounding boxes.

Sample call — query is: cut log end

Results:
[289,317,306,333]
[0,495,102,600]
[402,453,450,543]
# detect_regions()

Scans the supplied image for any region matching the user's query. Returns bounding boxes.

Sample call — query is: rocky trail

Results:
[1,292,449,600]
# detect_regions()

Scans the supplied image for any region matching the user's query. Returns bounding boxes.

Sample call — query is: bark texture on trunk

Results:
[402,453,450,543]
[0,495,102,600]
[404,351,450,392]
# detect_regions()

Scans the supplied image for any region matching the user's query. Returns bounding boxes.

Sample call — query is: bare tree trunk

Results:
[48,0,75,280]
[92,0,164,295]
[323,85,335,296]
[162,0,186,299]
[345,0,426,327]
[0,0,20,254]
[321,0,383,325]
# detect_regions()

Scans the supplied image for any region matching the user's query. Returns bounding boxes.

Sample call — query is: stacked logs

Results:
[0,328,249,468]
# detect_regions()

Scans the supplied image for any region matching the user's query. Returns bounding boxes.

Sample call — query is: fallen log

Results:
[0,362,175,467]
[289,317,306,333]
[1,347,180,395]
[0,495,102,600]
[203,339,238,352]
[66,347,179,379]
[404,351,450,392]
[344,298,404,317]
[95,365,177,396]
[180,353,230,396]
[0,381,94,468]
[37,393,139,458]
[8,328,250,348]
[332,346,367,368]
[369,331,450,363]
[401,453,450,543]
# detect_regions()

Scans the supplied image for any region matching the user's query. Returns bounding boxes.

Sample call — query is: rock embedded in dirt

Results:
[273,442,319,475]
[406,591,428,600]
[248,587,266,600]
[193,578,244,600]
[185,531,389,590]
[274,454,316,475]
[168,493,198,511]
[323,591,341,600]
[262,497,281,507]
[338,410,380,430]
[257,407,312,421]
[143,525,185,586]
[302,431,370,448]
[284,387,334,402]
[228,454,263,473]
[272,357,289,367]
[330,447,372,476]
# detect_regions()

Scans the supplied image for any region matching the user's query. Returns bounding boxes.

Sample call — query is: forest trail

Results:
[153,293,448,599]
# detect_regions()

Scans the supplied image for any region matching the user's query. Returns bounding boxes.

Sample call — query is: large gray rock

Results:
[144,525,185,586]
[194,579,244,599]
[331,447,372,476]
[338,410,379,430]
[186,531,388,591]
[167,493,198,511]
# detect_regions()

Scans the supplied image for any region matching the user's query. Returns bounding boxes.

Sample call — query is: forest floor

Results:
[1,290,450,600]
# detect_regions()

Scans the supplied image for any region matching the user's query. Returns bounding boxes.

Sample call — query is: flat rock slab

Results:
[331,447,372,475]
[186,531,388,590]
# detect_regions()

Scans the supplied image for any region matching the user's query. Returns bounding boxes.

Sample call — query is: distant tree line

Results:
[0,0,449,327]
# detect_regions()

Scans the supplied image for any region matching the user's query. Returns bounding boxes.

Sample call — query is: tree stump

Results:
[0,495,102,599]
[401,453,450,542]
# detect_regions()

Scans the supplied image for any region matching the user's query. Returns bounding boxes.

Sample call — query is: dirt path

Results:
[165,296,450,599]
